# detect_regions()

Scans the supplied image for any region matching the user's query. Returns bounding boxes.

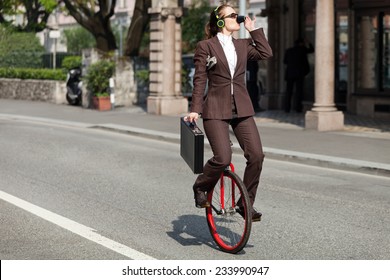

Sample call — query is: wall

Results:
[114,56,138,106]
[0,78,66,104]
[81,48,138,108]
[0,51,138,108]
[350,95,390,118]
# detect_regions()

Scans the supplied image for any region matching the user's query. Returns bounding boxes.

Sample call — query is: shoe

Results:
[252,210,262,222]
[236,207,262,222]
[193,186,210,208]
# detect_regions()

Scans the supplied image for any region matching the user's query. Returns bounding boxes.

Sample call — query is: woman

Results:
[185,4,272,222]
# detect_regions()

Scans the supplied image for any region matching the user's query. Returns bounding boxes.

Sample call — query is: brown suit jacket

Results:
[190,28,273,119]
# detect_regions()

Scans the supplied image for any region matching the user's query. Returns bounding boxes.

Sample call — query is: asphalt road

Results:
[1,118,389,260]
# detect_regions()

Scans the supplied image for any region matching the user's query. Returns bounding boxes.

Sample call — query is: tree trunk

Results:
[90,14,117,52]
[19,0,51,32]
[63,0,117,52]
[124,0,151,56]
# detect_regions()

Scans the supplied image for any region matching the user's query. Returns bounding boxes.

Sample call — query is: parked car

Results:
[182,54,195,101]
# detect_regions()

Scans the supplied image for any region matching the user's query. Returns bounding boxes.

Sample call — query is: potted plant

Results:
[85,59,115,111]
[92,92,111,111]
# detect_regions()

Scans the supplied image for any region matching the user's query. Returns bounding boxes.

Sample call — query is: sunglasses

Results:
[222,13,238,19]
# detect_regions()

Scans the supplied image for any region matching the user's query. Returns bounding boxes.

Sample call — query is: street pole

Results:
[49,30,60,69]
[53,38,57,69]
[239,0,246,38]
[109,77,115,110]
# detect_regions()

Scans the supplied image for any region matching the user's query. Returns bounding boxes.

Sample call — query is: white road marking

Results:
[0,190,156,260]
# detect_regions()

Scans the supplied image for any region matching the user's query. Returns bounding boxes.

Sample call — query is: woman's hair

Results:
[204,4,231,39]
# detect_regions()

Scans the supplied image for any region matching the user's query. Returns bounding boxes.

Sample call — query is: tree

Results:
[23,0,57,32]
[124,0,151,56]
[62,0,117,52]
[0,0,14,25]
[62,26,95,53]
[181,0,210,54]
[0,0,57,32]
[0,25,45,68]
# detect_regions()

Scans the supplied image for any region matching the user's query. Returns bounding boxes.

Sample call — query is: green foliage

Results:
[94,92,110,97]
[135,69,149,84]
[0,0,15,16]
[0,25,45,68]
[62,27,95,54]
[181,65,190,93]
[139,25,150,57]
[1,0,57,16]
[0,67,66,80]
[112,25,121,53]
[85,60,115,95]
[39,0,58,12]
[181,0,211,53]
[61,56,82,71]
[0,0,58,32]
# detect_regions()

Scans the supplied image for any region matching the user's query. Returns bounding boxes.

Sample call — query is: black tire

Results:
[206,169,252,254]
[66,92,81,106]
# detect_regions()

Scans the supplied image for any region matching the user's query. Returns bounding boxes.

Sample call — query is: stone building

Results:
[147,0,390,125]
[35,0,390,123]
[264,0,390,126]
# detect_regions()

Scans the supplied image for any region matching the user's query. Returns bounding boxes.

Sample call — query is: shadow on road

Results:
[166,214,252,255]
[167,214,214,249]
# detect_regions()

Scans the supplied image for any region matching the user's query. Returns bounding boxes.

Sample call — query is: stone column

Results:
[305,0,344,131]
[262,0,282,110]
[147,1,188,115]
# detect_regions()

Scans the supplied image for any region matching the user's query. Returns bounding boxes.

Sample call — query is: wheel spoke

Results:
[206,170,252,254]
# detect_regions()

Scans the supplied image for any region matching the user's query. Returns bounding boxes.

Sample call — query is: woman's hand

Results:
[184,112,199,123]
[244,16,256,32]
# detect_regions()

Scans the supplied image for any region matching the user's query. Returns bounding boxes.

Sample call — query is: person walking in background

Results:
[184,4,272,222]
[283,38,314,113]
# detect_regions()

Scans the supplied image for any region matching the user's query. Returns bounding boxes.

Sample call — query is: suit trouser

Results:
[194,116,264,206]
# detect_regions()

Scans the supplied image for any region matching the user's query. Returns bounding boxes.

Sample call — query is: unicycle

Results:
[206,163,252,254]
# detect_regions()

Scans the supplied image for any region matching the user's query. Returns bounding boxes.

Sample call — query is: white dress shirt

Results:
[217,32,237,78]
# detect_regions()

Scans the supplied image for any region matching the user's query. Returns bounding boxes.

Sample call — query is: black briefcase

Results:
[180,117,204,174]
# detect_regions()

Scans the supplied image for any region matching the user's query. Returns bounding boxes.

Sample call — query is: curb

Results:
[92,124,180,143]
[1,114,389,177]
[96,124,390,177]
[261,147,390,177]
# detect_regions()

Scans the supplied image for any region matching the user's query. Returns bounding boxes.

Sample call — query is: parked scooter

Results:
[66,67,82,105]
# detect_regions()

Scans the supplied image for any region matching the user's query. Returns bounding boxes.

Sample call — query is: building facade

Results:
[39,0,390,120]
[264,0,390,120]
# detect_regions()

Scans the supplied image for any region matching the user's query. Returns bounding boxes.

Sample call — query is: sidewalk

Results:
[1,99,389,176]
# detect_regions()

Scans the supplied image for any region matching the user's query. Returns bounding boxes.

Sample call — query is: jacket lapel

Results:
[233,38,244,79]
[210,36,231,76]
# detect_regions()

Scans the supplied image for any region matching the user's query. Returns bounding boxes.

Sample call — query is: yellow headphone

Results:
[214,6,225,28]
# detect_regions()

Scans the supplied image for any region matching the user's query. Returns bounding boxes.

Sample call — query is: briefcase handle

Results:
[181,117,203,135]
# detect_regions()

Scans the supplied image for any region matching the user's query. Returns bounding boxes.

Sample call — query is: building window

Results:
[356,10,390,92]
[118,0,126,9]
[336,13,348,105]
[382,13,390,89]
